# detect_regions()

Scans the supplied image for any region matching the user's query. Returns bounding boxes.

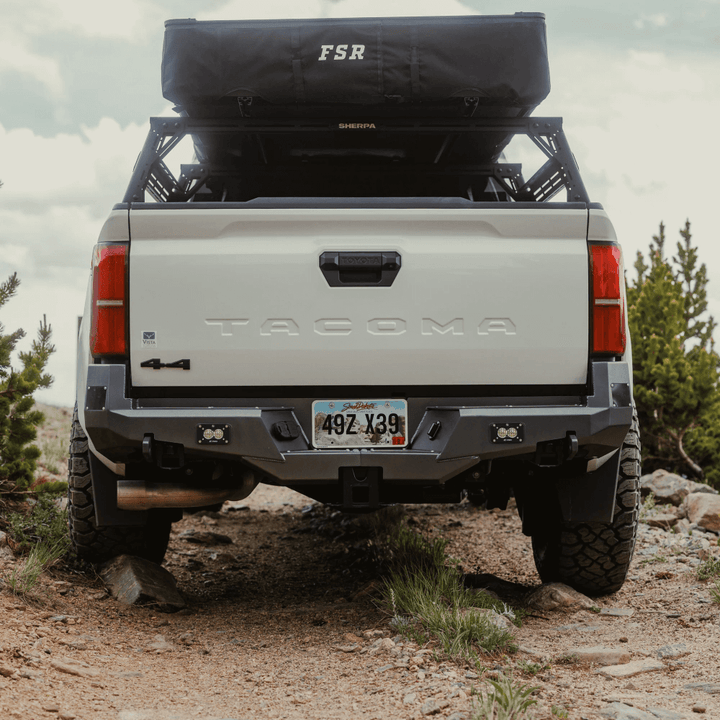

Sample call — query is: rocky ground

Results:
[0,406,718,720]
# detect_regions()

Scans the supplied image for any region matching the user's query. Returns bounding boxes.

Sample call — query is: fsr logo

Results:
[318,44,366,61]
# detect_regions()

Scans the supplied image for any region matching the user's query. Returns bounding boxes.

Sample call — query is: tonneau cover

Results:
[162,14,550,116]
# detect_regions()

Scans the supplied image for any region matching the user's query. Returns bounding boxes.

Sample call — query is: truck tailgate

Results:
[128,207,589,389]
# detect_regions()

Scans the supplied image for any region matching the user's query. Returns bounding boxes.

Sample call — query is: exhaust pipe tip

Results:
[117,471,257,511]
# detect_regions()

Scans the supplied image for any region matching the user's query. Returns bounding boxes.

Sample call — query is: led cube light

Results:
[490,423,524,444]
[197,424,231,445]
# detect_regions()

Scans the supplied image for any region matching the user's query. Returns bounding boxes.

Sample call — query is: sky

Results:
[1,0,720,407]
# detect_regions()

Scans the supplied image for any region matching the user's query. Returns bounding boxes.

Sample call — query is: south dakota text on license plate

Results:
[312,399,407,449]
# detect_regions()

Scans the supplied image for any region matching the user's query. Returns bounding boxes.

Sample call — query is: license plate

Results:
[312,399,408,449]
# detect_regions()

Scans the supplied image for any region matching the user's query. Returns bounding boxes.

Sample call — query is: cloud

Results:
[200,0,475,20]
[539,45,720,285]
[2,0,165,42]
[0,118,147,219]
[634,13,669,29]
[0,116,154,406]
[0,39,64,98]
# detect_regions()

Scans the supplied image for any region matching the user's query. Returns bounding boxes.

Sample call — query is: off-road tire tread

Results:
[532,411,641,595]
[68,408,170,564]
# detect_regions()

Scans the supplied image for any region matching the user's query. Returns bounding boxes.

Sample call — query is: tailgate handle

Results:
[319,252,401,287]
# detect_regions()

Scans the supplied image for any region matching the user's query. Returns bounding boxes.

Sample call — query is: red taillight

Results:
[90,244,127,357]
[590,243,626,355]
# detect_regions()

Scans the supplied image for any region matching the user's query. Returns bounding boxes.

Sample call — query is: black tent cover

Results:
[162,14,550,116]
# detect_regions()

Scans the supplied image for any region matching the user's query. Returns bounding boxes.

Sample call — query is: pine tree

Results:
[627,221,720,485]
[0,273,55,494]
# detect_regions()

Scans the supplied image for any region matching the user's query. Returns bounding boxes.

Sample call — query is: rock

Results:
[0,664,17,678]
[178,529,233,545]
[599,703,663,719]
[368,638,395,655]
[42,705,60,712]
[0,544,15,561]
[684,493,720,533]
[600,607,635,617]
[557,622,603,632]
[421,699,441,716]
[58,712,76,720]
[517,645,546,658]
[223,501,250,512]
[568,646,631,666]
[58,637,91,650]
[526,583,595,612]
[362,629,385,638]
[145,634,173,653]
[685,683,720,695]
[100,555,185,610]
[19,667,44,680]
[463,608,514,631]
[656,643,689,659]
[335,644,358,653]
[447,715,468,720]
[50,659,100,678]
[344,632,363,644]
[640,469,717,506]
[692,706,706,714]
[403,692,418,705]
[646,709,686,720]
[675,518,692,534]
[596,658,665,679]
[644,513,679,529]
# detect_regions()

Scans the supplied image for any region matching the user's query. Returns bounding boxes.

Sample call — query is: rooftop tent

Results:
[161,14,550,117]
[150,14,557,202]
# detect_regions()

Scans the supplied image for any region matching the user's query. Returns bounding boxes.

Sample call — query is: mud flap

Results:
[555,450,621,524]
[89,452,147,527]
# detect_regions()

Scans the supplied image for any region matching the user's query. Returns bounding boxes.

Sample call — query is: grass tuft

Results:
[516,660,549,676]
[38,436,67,476]
[380,523,517,661]
[6,495,69,551]
[711,582,720,605]
[471,674,537,720]
[2,495,71,596]
[639,493,656,521]
[697,557,720,581]
[6,538,68,595]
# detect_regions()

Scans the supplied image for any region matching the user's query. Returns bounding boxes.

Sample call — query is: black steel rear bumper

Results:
[83,361,633,485]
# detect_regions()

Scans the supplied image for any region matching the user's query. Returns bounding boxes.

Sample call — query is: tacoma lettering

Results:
[207,317,516,337]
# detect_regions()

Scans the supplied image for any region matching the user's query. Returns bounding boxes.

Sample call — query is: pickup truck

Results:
[69,14,639,595]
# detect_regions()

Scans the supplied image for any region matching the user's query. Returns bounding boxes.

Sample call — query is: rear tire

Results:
[530,412,640,596]
[68,407,171,564]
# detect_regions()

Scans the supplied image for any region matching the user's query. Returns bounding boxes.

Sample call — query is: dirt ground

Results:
[0,405,718,720]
